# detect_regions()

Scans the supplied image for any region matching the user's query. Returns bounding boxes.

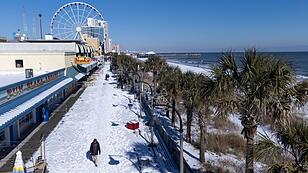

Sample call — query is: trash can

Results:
[126,120,139,130]
[25,69,33,78]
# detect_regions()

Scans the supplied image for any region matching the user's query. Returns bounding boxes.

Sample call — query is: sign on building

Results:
[75,57,90,64]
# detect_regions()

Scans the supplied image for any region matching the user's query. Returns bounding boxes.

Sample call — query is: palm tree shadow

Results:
[129,109,140,117]
[125,142,164,172]
[108,155,120,165]
[183,148,199,161]
[109,82,118,85]
[138,131,150,144]
[111,121,119,126]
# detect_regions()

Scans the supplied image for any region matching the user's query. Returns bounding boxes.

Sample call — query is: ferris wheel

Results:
[51,2,105,41]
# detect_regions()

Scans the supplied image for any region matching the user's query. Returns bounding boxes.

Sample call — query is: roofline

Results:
[24,40,85,43]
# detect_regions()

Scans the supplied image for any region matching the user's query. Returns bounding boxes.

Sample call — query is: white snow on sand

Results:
[167,62,211,75]
[27,64,164,173]
[160,62,267,172]
[137,57,211,75]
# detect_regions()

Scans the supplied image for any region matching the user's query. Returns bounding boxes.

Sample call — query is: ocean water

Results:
[159,52,308,80]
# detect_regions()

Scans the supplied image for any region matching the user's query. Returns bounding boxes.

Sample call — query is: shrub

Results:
[206,133,245,157]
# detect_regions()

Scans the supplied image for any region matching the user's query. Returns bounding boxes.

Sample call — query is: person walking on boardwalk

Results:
[90,139,101,167]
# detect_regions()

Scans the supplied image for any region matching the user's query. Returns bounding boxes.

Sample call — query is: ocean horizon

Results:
[158,51,308,78]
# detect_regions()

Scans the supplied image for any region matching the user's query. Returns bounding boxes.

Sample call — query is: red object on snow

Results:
[126,120,139,130]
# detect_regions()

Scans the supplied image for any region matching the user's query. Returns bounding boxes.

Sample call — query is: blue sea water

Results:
[159,52,308,79]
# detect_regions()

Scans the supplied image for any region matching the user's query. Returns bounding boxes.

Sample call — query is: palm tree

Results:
[256,118,308,172]
[180,71,200,143]
[144,55,168,91]
[158,66,182,125]
[116,55,134,88]
[126,58,142,92]
[212,49,308,173]
[111,54,143,90]
[195,73,216,163]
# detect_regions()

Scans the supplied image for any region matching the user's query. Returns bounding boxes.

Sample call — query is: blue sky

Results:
[0,0,308,52]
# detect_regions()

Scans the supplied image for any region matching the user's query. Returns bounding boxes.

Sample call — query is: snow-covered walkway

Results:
[27,64,163,173]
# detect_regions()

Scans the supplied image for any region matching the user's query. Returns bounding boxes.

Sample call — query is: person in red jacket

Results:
[90,139,101,167]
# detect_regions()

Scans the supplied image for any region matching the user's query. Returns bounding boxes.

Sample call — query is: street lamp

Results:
[137,65,143,119]
[135,65,156,147]
[135,80,157,147]
[117,69,123,89]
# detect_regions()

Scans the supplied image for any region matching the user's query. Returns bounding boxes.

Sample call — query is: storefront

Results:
[0,69,74,147]
[0,130,5,146]
[18,112,34,137]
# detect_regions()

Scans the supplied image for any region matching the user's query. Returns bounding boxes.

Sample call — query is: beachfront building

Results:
[111,44,121,55]
[84,35,101,56]
[102,21,111,53]
[137,51,157,58]
[0,40,98,150]
[0,37,6,42]
[0,40,97,76]
[0,69,73,147]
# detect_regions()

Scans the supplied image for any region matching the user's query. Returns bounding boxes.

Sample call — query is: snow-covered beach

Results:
[156,61,266,172]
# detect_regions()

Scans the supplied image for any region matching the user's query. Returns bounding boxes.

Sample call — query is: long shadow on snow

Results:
[86,150,93,162]
[155,108,209,172]
[108,155,120,165]
[108,154,141,172]
[111,121,119,126]
[124,142,161,173]
[156,111,200,160]
[109,82,117,85]
[129,109,140,117]
[138,130,150,144]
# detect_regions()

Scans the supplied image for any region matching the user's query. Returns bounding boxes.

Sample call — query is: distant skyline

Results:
[0,0,308,52]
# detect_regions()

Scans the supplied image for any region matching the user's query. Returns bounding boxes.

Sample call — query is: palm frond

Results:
[255,131,283,163]
[291,80,308,107]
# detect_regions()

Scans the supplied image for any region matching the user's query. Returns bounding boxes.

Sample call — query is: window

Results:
[19,113,33,127]
[15,60,24,68]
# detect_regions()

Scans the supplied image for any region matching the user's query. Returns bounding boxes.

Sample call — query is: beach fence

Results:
[140,96,194,173]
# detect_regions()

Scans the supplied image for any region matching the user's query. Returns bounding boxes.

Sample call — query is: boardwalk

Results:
[24,64,172,173]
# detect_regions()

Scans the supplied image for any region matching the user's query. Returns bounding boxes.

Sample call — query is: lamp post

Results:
[118,69,123,89]
[137,65,143,119]
[38,14,43,40]
[135,79,156,146]
[154,103,183,173]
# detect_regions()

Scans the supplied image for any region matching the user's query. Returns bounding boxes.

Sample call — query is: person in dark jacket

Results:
[90,139,101,167]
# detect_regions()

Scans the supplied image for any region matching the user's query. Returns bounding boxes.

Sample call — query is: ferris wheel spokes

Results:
[81,8,94,26]
[51,2,105,42]
[77,3,80,24]
[69,5,78,24]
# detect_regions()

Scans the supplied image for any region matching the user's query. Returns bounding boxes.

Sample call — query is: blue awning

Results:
[78,61,98,74]
[0,77,73,132]
[74,73,85,80]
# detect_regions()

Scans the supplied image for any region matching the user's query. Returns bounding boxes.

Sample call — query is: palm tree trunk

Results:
[131,76,135,92]
[199,120,206,163]
[153,72,157,95]
[171,98,176,127]
[245,126,257,173]
[186,106,193,143]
